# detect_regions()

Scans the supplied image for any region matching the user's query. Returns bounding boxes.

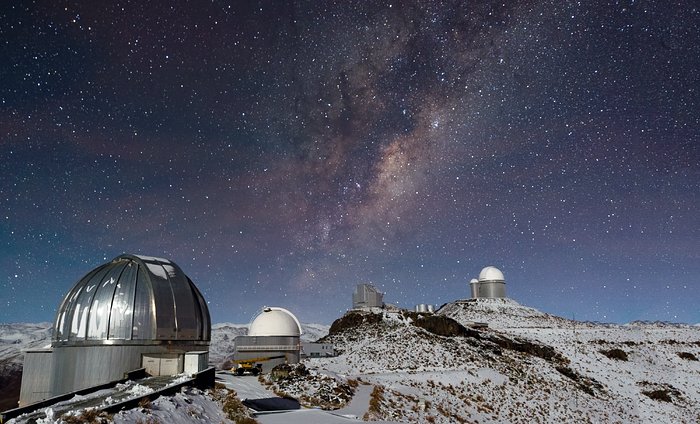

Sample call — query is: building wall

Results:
[234,335,300,372]
[49,343,207,398]
[301,342,335,358]
[476,281,506,298]
[352,284,384,308]
[470,282,480,299]
[19,350,53,407]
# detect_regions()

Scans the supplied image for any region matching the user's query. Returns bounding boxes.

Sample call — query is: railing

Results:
[236,345,299,351]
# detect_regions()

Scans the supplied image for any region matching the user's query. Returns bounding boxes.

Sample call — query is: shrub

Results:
[600,348,628,361]
[368,385,385,413]
[138,397,152,410]
[62,409,112,424]
[677,352,698,361]
[219,389,259,424]
[643,390,672,402]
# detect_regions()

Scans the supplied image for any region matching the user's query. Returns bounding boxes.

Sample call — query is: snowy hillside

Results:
[438,298,581,329]
[0,322,53,364]
[0,323,52,411]
[309,304,700,423]
[2,306,699,423]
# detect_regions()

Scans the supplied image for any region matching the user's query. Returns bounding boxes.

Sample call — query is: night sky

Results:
[1,1,698,325]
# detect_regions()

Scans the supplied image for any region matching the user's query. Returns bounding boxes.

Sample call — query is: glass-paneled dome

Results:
[53,254,210,345]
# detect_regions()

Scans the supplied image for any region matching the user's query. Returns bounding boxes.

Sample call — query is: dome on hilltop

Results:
[53,254,211,345]
[248,307,302,337]
[478,266,505,282]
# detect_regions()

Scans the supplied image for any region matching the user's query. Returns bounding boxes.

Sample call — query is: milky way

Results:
[1,1,698,324]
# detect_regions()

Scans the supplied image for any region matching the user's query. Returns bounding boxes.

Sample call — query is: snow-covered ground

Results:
[2,301,699,423]
[310,301,700,423]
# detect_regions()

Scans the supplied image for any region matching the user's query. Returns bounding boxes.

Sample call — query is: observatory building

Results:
[19,254,211,406]
[233,307,302,373]
[352,283,384,309]
[470,266,506,299]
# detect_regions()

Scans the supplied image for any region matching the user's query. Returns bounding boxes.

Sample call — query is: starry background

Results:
[1,1,698,325]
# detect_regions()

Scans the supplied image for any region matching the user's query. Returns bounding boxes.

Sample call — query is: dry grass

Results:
[208,387,259,424]
[61,409,112,424]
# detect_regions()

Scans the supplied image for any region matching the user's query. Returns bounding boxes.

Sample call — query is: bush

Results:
[211,388,259,424]
[368,385,385,414]
[138,397,152,410]
[62,409,112,424]
[677,352,698,361]
[600,348,628,361]
[643,390,672,402]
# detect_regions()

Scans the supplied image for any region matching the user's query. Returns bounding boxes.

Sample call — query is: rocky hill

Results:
[309,301,700,423]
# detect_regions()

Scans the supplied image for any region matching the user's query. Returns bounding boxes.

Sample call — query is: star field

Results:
[1,1,698,325]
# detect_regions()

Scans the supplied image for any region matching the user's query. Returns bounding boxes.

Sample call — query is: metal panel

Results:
[132,267,156,340]
[54,266,102,341]
[159,354,181,375]
[184,351,209,374]
[478,281,506,298]
[50,344,201,396]
[145,261,177,340]
[87,263,125,339]
[167,264,198,340]
[52,254,211,345]
[19,350,53,406]
[108,262,138,339]
[142,354,161,376]
[142,353,182,376]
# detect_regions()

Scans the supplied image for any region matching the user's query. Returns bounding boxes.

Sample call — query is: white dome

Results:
[478,266,505,282]
[248,307,302,337]
[469,278,479,284]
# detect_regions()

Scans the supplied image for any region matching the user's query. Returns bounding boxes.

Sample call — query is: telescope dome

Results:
[53,254,210,345]
[478,266,505,283]
[248,307,302,337]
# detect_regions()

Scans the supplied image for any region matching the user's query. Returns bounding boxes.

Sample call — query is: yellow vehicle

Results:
[231,355,285,375]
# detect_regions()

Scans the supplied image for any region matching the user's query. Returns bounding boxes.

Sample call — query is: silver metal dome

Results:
[53,254,211,345]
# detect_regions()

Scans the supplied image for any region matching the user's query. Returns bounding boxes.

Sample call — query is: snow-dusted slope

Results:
[0,323,52,411]
[312,306,700,423]
[0,323,52,364]
[3,308,699,423]
[438,298,581,329]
